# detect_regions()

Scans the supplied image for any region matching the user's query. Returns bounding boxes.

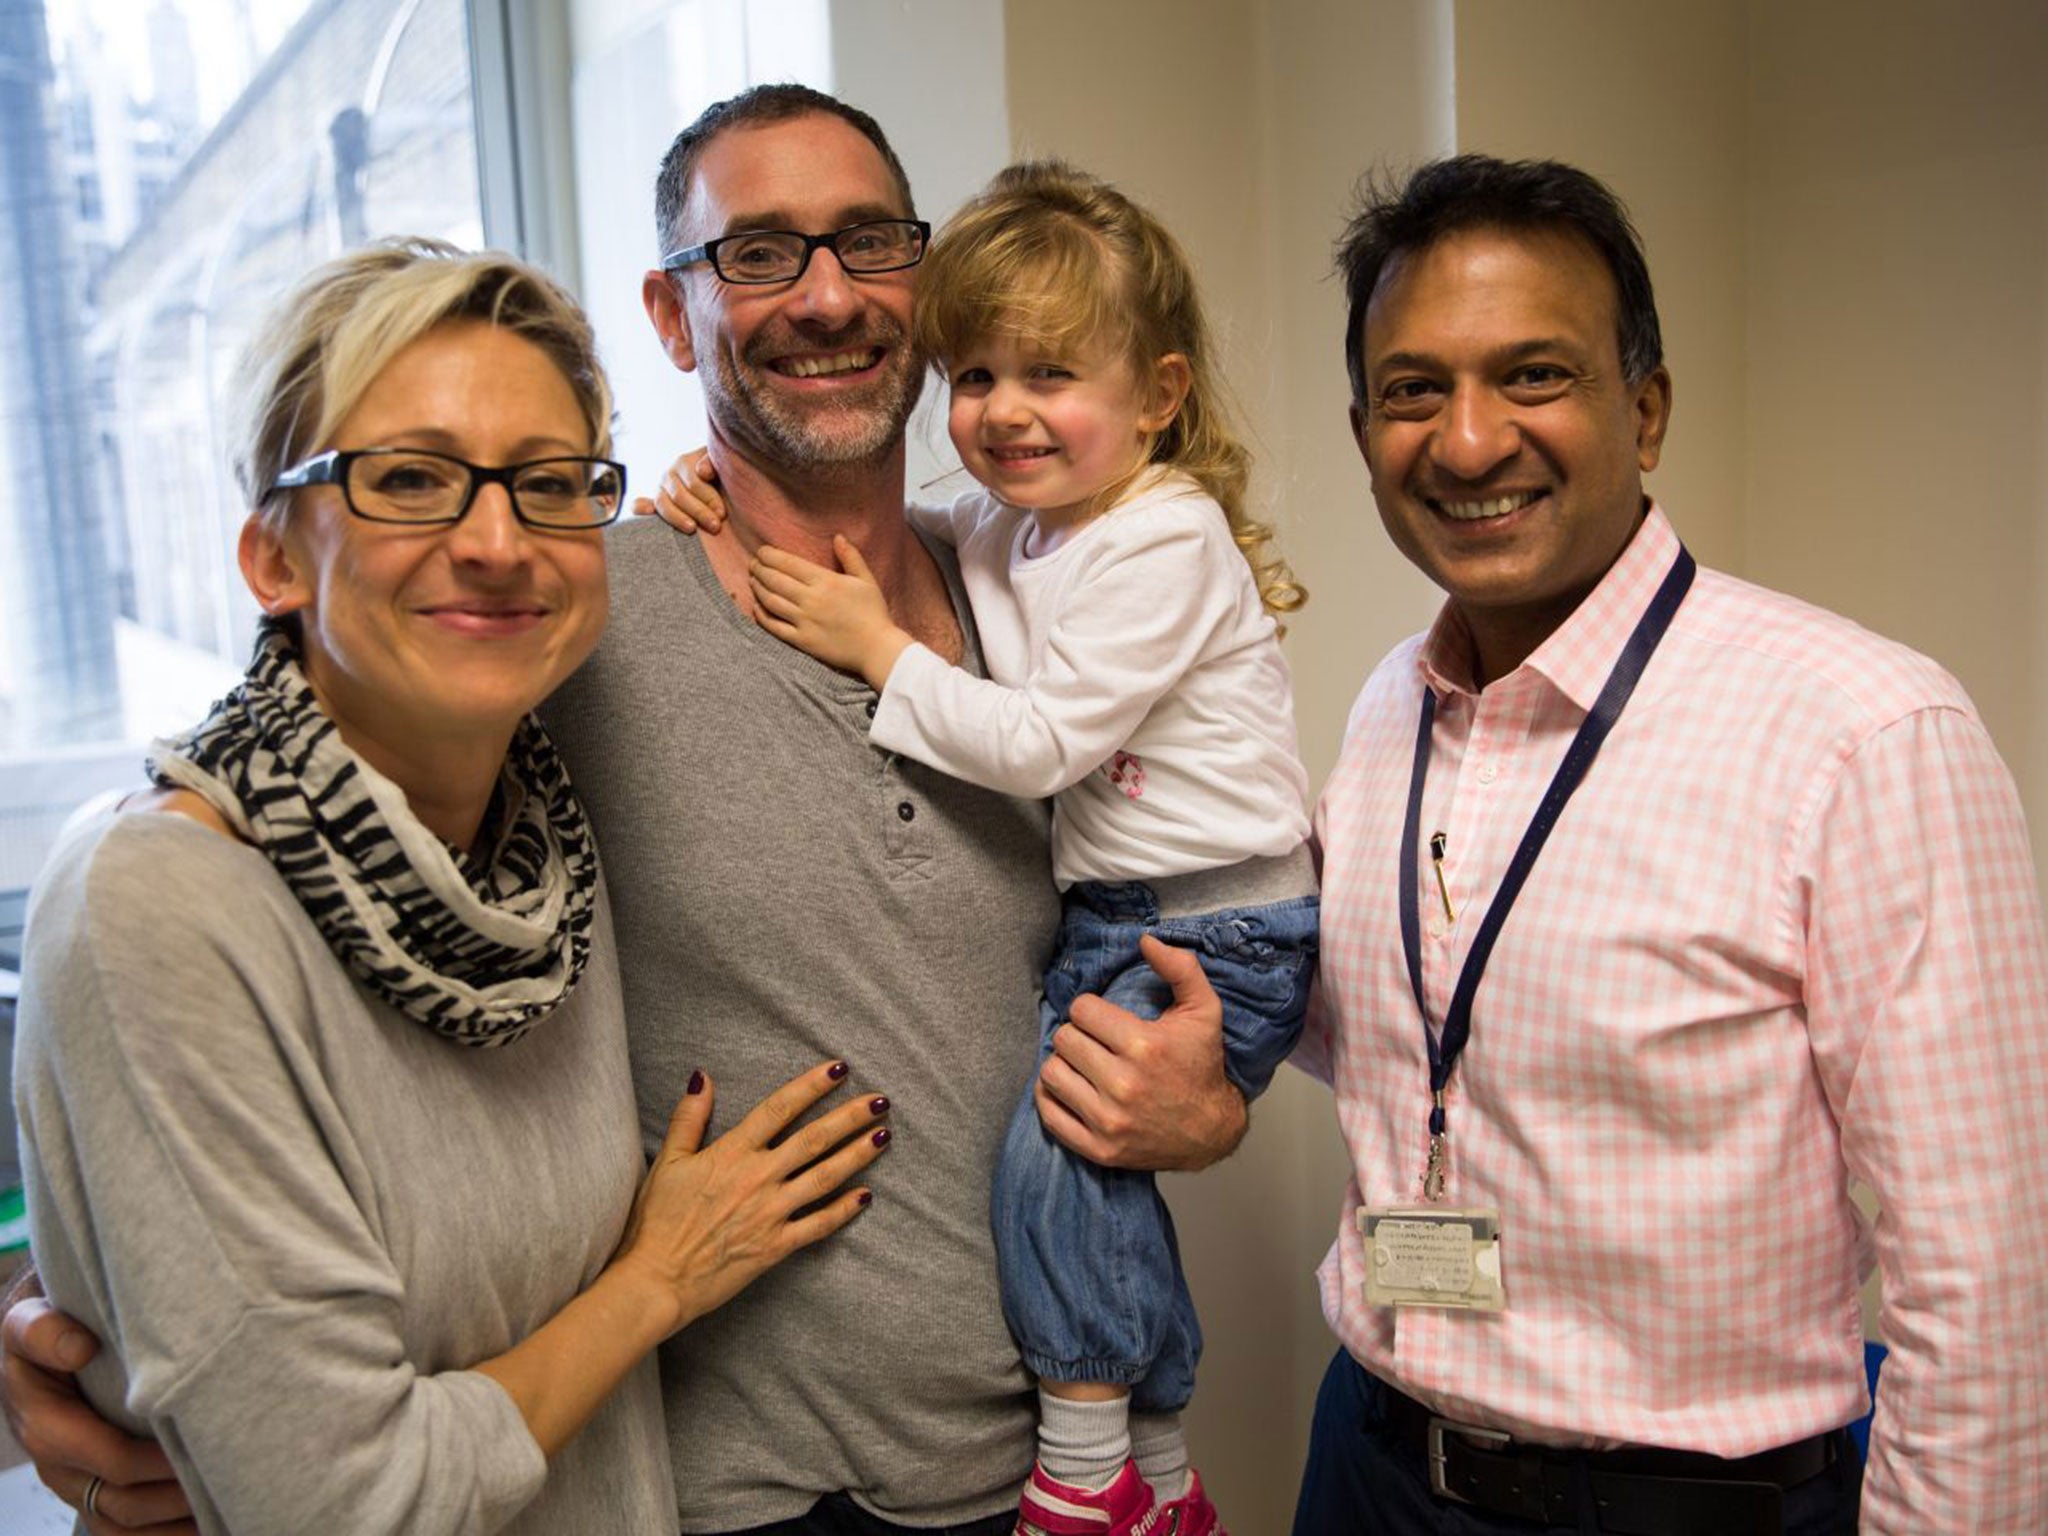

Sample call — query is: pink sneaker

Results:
[1015,1459,1161,1535]
[1156,1469,1224,1535]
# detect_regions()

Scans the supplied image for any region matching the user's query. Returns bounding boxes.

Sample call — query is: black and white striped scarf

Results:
[145,621,599,1048]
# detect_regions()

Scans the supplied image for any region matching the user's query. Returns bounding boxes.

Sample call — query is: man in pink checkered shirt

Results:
[1289,155,2048,1536]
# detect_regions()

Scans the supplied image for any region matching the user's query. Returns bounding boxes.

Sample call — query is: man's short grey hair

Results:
[652,83,915,254]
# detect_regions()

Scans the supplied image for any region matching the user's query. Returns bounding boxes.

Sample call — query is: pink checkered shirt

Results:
[1297,507,2048,1532]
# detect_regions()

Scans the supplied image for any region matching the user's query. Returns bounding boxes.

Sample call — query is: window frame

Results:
[467,0,581,286]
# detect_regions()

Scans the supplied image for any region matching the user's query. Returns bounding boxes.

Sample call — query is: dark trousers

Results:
[709,1494,1015,1536]
[1292,1349,1861,1536]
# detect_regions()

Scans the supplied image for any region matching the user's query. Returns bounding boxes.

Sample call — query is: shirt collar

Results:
[1416,504,1684,711]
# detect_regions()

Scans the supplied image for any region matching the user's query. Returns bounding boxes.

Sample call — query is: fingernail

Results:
[858,1190,874,1207]
[871,1127,891,1148]
[869,1095,890,1116]
[827,1060,850,1081]
[686,1069,705,1095]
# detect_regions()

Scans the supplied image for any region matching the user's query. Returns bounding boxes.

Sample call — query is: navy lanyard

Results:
[1399,546,1696,1199]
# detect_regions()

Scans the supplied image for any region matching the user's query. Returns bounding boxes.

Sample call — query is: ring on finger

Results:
[83,1475,105,1517]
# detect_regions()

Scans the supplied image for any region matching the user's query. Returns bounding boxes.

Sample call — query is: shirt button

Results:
[1477,762,1498,784]
[865,700,877,718]
[897,801,915,822]
[1426,920,1445,940]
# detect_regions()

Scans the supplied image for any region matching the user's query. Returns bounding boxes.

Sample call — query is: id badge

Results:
[1360,1206,1505,1311]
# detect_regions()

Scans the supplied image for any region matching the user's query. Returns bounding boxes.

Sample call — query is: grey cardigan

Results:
[14,809,676,1535]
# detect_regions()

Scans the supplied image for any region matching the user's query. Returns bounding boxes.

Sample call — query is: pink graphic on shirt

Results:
[1104,751,1146,799]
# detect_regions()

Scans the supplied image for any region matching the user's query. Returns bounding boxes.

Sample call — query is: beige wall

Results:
[1005,0,1454,807]
[1741,0,2048,871]
[999,0,2048,1523]
[1006,5,1452,1528]
[1455,0,1752,572]
[1455,0,2048,875]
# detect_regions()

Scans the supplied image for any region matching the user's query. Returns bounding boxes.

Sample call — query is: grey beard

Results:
[710,350,924,470]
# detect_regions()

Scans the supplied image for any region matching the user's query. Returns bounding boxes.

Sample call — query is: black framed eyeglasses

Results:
[270,449,626,530]
[660,219,930,285]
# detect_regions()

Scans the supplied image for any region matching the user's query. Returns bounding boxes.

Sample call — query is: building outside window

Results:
[0,0,486,905]
[0,0,1000,1217]
[0,0,489,1212]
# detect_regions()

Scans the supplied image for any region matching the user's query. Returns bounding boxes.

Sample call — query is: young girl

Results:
[671,160,1316,1536]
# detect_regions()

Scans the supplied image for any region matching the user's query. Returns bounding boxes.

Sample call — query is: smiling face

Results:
[243,321,608,771]
[650,113,923,471]
[1353,224,1672,683]
[945,332,1180,531]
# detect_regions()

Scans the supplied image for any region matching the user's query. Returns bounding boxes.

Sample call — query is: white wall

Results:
[569,0,822,493]
[828,1,1010,496]
[1455,0,1751,571]
[565,0,1009,501]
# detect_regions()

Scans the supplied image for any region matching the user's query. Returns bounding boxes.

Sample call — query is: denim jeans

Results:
[991,879,1319,1412]
[1291,1349,1862,1536]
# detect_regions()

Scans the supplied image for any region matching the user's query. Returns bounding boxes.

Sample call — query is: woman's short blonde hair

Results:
[236,237,612,519]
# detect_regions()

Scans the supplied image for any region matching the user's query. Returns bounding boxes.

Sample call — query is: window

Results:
[568,0,832,484]
[0,0,490,898]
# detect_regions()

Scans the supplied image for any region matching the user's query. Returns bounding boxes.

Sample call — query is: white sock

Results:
[1130,1410,1192,1502]
[1037,1390,1133,1491]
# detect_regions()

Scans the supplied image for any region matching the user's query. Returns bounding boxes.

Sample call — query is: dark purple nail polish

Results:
[686,1069,705,1095]
[871,1127,891,1148]
[869,1095,890,1116]
[858,1190,874,1207]
[827,1060,850,1081]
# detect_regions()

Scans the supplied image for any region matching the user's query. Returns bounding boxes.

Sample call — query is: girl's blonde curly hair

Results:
[914,160,1304,618]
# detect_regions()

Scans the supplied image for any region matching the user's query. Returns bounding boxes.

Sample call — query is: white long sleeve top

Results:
[874,472,1310,888]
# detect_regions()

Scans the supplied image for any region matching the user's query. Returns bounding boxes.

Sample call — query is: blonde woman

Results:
[12,239,889,1534]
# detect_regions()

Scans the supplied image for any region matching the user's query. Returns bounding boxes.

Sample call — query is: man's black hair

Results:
[1337,154,1663,405]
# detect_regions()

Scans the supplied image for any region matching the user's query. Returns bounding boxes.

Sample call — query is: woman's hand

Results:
[611,1059,891,1336]
[750,536,914,692]
[630,448,726,534]
[480,1059,890,1458]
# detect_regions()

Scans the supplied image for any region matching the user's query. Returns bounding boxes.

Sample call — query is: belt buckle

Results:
[1427,1416,1514,1504]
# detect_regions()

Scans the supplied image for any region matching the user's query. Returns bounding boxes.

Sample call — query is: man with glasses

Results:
[0,84,1248,1536]
[661,220,930,292]
[577,85,1245,1535]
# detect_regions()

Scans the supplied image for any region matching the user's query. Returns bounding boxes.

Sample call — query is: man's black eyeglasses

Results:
[270,449,626,530]
[660,220,930,286]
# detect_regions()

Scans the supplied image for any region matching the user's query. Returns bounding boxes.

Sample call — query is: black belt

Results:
[1382,1381,1846,1536]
